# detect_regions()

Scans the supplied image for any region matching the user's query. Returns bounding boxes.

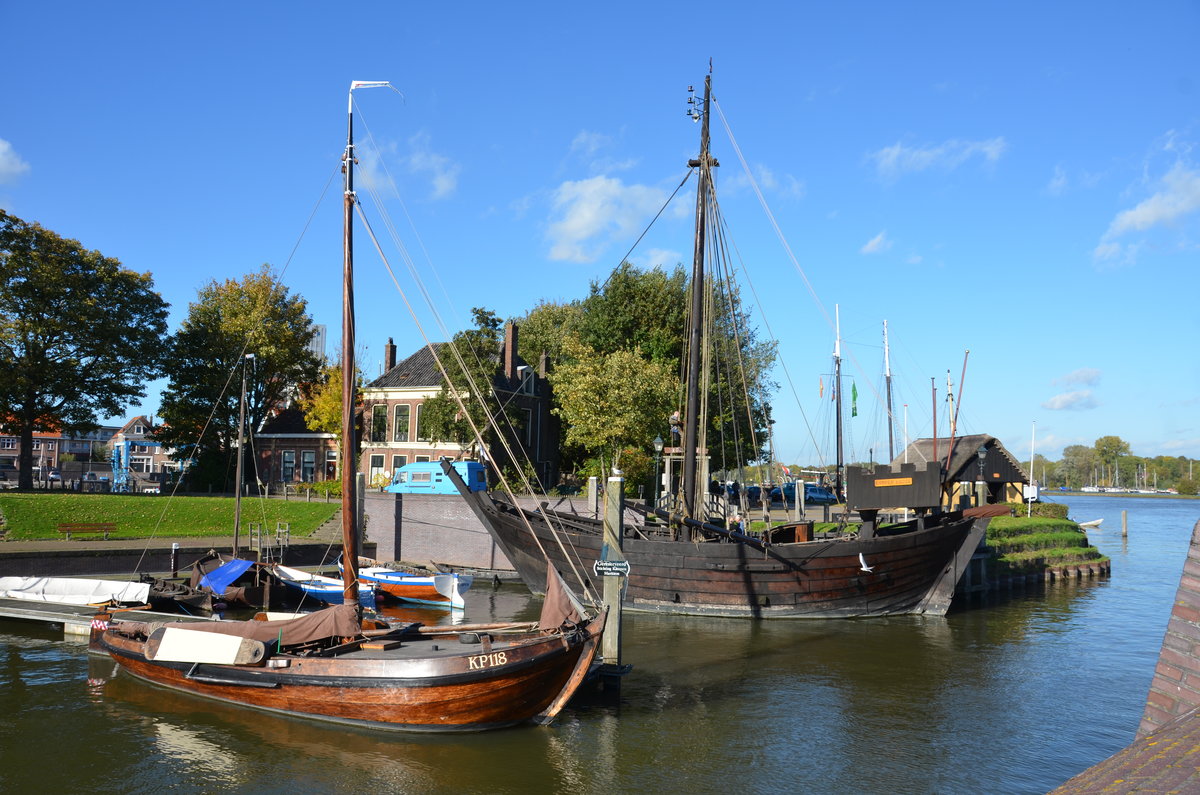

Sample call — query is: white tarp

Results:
[0,576,151,605]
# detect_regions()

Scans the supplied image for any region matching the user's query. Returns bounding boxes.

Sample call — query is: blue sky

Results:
[2,2,1197,466]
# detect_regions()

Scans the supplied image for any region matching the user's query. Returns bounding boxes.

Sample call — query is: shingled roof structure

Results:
[366,343,449,390]
[891,433,1029,485]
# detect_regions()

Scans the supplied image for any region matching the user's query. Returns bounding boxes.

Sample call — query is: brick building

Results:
[359,323,559,488]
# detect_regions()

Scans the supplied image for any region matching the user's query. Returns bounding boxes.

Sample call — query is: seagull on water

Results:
[858,553,874,573]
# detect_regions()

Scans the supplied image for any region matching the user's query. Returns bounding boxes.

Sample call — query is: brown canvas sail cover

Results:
[119,604,361,646]
[538,566,583,630]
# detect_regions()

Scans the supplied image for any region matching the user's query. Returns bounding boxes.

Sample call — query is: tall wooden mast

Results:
[340,82,392,607]
[340,84,360,607]
[682,72,715,521]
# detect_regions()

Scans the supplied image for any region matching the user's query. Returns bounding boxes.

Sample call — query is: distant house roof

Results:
[892,433,1029,484]
[366,343,450,390]
[258,407,333,437]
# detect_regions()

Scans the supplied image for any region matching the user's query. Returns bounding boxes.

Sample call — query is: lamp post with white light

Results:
[652,435,664,508]
[976,444,988,506]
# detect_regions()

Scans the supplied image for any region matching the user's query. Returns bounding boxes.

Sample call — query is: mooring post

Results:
[599,472,630,694]
[1122,510,1128,537]
[587,476,600,518]
[170,542,179,578]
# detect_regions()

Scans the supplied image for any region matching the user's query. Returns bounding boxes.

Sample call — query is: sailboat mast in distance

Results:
[834,305,844,498]
[883,321,895,463]
[682,72,715,522]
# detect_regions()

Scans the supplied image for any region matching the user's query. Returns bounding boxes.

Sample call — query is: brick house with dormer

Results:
[359,322,560,488]
[254,322,559,490]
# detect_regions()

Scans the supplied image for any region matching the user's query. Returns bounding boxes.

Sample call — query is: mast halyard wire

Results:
[232,353,253,555]
[353,204,600,605]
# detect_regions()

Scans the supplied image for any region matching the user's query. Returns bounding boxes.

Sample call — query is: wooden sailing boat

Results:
[449,71,984,619]
[93,81,604,731]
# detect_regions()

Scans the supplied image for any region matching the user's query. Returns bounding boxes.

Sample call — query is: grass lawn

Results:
[0,492,339,541]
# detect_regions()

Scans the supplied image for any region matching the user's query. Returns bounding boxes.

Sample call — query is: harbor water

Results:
[1,495,1196,794]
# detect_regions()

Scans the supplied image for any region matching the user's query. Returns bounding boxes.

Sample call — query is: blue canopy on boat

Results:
[200,558,254,594]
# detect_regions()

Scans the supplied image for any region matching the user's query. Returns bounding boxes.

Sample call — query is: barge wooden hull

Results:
[464,492,978,619]
[96,614,603,732]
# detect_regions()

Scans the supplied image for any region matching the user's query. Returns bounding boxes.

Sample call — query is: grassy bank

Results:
[0,492,339,541]
[986,514,1108,576]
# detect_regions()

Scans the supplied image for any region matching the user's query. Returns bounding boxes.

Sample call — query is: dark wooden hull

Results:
[464,492,979,619]
[98,615,603,732]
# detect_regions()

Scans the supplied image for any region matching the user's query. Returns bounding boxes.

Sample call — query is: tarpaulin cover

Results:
[200,558,254,594]
[119,603,360,645]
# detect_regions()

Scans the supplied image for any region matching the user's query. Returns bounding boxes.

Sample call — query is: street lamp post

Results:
[652,435,664,509]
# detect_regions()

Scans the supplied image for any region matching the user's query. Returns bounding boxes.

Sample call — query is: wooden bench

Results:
[56,522,116,540]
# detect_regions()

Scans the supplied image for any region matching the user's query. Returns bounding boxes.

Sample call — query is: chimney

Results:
[384,337,396,372]
[504,321,518,382]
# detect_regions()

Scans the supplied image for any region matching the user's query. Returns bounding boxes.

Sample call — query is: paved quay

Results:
[0,514,345,578]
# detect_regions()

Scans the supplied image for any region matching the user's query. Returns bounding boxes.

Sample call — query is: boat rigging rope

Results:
[352,201,599,605]
[595,168,696,295]
[716,93,915,454]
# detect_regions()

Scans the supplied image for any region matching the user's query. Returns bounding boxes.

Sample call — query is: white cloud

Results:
[1160,437,1200,452]
[860,230,892,254]
[1046,164,1067,196]
[405,132,460,200]
[638,248,683,268]
[905,253,923,264]
[1054,367,1101,387]
[570,131,611,158]
[1105,162,1200,236]
[1042,390,1098,411]
[723,163,805,199]
[869,137,1007,181]
[1095,158,1200,264]
[0,139,30,183]
[546,175,667,263]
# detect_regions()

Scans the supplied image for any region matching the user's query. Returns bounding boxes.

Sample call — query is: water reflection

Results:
[2,496,1197,794]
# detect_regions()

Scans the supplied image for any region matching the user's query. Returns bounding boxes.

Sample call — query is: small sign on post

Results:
[594,559,631,577]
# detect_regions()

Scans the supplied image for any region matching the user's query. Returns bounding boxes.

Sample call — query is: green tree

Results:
[1060,444,1098,489]
[551,339,677,474]
[0,211,169,488]
[515,300,584,368]
[156,266,319,491]
[578,262,688,363]
[298,356,361,475]
[565,262,775,475]
[1094,435,1131,487]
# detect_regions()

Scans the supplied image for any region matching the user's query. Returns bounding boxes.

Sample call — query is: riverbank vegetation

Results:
[986,512,1108,576]
[0,493,337,541]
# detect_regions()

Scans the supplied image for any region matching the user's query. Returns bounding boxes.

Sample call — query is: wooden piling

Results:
[598,473,629,693]
[587,476,599,519]
[1122,510,1128,537]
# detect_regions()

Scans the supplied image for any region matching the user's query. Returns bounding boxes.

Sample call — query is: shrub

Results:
[1002,501,1068,519]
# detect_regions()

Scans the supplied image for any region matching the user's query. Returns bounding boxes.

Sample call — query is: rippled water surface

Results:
[1,495,1195,794]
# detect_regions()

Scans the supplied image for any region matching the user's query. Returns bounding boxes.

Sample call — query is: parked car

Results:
[803,483,839,505]
[770,482,797,502]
